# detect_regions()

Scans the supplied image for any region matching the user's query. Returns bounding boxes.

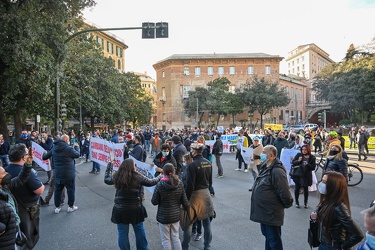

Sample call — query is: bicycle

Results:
[315,154,363,186]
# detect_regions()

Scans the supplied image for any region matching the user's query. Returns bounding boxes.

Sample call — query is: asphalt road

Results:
[35,152,375,250]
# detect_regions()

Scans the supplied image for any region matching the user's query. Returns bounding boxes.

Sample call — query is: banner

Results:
[241,147,253,164]
[90,137,157,192]
[31,142,51,171]
[280,148,300,186]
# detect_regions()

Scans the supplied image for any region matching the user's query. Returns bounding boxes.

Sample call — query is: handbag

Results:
[308,219,320,249]
[15,225,28,246]
[289,165,304,178]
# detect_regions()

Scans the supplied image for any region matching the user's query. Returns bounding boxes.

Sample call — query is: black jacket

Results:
[42,139,79,181]
[185,155,212,200]
[212,138,223,155]
[250,159,293,226]
[172,143,188,175]
[153,152,177,177]
[291,153,316,186]
[318,202,363,249]
[151,179,189,224]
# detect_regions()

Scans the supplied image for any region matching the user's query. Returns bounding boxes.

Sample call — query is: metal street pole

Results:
[54,23,168,132]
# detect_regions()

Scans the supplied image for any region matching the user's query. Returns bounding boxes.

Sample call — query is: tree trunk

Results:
[90,116,95,129]
[0,104,8,140]
[14,107,23,138]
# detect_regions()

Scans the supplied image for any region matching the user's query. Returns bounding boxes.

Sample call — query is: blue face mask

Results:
[22,133,28,139]
[318,182,327,195]
[366,232,375,248]
[182,163,187,167]
[162,152,168,157]
[260,153,267,162]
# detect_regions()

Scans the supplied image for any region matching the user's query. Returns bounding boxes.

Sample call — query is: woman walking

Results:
[291,145,316,208]
[151,163,189,250]
[313,171,363,249]
[105,158,161,250]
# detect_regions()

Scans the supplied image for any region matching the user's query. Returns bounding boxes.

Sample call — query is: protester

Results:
[248,136,263,191]
[151,143,177,177]
[42,134,80,214]
[212,132,224,178]
[314,171,363,249]
[250,145,293,250]
[6,143,45,249]
[356,205,375,250]
[0,134,10,167]
[231,130,249,172]
[105,158,161,250]
[171,135,188,176]
[290,145,316,208]
[151,163,189,250]
[324,144,348,181]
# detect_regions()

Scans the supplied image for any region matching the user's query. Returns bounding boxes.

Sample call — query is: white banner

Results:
[280,148,300,186]
[90,138,157,192]
[31,142,51,171]
[241,147,253,164]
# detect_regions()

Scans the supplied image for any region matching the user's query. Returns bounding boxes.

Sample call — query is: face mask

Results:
[182,163,187,167]
[1,174,12,186]
[162,152,168,157]
[260,153,267,162]
[330,150,339,156]
[366,232,375,247]
[22,134,27,139]
[318,182,327,194]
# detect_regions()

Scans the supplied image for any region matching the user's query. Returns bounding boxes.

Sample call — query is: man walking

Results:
[42,134,80,214]
[6,143,45,249]
[349,128,357,149]
[0,134,10,167]
[250,145,293,250]
[232,130,249,172]
[212,132,224,178]
[182,143,215,250]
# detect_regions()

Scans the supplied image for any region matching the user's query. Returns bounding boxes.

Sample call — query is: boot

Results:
[295,201,300,208]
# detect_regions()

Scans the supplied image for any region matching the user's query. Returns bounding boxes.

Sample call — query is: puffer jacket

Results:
[151,179,189,224]
[42,139,79,181]
[324,157,348,181]
[0,193,16,250]
[318,202,363,249]
[250,158,293,226]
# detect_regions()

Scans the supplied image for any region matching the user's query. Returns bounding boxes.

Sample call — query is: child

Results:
[151,163,189,250]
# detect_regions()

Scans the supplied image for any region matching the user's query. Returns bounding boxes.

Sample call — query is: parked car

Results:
[304,123,319,131]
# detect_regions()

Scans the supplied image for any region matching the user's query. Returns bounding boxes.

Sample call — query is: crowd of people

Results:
[0,124,373,250]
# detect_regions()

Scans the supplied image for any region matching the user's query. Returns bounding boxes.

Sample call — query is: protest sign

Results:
[31,142,51,171]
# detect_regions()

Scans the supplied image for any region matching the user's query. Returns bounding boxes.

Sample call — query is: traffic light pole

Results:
[54,22,168,132]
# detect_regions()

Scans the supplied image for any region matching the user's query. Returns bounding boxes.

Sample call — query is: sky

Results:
[83,0,375,80]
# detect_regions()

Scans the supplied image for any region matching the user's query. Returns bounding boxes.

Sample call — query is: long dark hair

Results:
[317,171,350,238]
[163,163,179,186]
[113,158,136,189]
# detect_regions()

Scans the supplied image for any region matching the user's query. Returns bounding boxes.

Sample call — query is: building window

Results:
[229,66,235,75]
[279,110,283,120]
[183,85,190,98]
[107,42,110,53]
[248,66,254,75]
[208,66,213,76]
[229,85,235,93]
[162,70,165,78]
[195,67,201,76]
[265,65,271,75]
[218,66,224,75]
[117,59,121,70]
[184,67,190,75]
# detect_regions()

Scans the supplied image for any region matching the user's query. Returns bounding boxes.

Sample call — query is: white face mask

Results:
[318,182,327,194]
[366,232,375,248]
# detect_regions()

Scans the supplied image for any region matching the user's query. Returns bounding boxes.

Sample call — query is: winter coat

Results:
[153,152,177,177]
[42,139,79,181]
[318,202,363,250]
[291,153,316,186]
[151,179,189,224]
[172,143,188,175]
[212,138,223,156]
[250,159,293,227]
[185,155,212,200]
[324,156,348,181]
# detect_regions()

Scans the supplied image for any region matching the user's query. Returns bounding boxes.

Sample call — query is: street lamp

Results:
[54,22,169,132]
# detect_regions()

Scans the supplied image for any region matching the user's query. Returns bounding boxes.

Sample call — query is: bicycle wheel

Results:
[347,164,363,186]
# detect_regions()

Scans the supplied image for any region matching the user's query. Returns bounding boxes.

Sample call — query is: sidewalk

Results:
[345,147,374,156]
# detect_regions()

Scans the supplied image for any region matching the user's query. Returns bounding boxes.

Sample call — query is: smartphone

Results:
[28,147,33,157]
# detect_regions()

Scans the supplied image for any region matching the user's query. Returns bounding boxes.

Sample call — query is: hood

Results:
[53,139,69,152]
[159,179,178,191]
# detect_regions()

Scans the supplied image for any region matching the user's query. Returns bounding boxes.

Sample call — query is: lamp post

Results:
[54,22,169,132]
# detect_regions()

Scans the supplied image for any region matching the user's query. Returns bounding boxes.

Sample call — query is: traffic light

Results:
[318,112,324,122]
[60,104,67,117]
[156,22,168,38]
[142,22,155,39]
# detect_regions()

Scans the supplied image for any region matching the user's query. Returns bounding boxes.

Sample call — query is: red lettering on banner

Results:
[113,160,121,169]
[224,145,229,149]
[32,147,49,165]
[114,149,123,158]
[103,145,111,154]
[92,152,98,159]
[91,142,104,151]
[98,153,109,162]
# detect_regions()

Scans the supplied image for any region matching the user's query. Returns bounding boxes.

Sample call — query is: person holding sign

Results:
[290,145,316,208]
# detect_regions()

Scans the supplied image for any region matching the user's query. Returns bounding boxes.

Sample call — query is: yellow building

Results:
[84,19,128,71]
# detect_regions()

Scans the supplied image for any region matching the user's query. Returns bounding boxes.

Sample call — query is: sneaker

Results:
[364,156,368,161]
[304,203,308,209]
[215,175,223,178]
[235,168,242,171]
[295,204,300,208]
[244,169,248,173]
[67,205,78,213]
[54,207,61,214]
[194,234,202,241]
[89,170,95,174]
[95,171,100,175]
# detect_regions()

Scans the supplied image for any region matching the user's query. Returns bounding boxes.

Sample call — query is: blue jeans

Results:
[260,223,283,250]
[92,161,100,172]
[144,140,150,152]
[117,222,148,250]
[350,138,356,148]
[54,178,75,207]
[0,154,9,167]
[318,242,340,250]
[182,217,212,250]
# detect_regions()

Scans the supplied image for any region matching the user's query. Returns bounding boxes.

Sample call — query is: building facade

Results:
[85,19,128,71]
[153,53,283,130]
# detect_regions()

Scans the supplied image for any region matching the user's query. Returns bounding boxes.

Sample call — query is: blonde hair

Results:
[197,135,206,144]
